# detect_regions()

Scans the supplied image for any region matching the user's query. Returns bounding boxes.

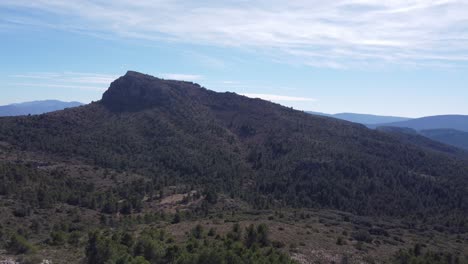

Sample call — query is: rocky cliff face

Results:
[101,71,204,112]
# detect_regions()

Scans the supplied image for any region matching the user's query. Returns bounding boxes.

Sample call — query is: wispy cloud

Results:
[9,83,106,91]
[7,72,118,91]
[242,93,316,102]
[160,73,203,81]
[1,0,468,68]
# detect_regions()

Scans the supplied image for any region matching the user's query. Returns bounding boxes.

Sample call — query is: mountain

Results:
[0,100,83,116]
[333,113,412,124]
[308,112,468,153]
[372,116,468,150]
[1,71,467,263]
[420,129,468,151]
[307,111,411,124]
[376,126,468,158]
[0,71,466,217]
[373,115,468,132]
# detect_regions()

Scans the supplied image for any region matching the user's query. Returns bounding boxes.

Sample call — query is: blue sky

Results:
[1,1,468,117]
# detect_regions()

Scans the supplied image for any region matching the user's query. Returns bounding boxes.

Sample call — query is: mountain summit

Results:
[101,71,204,112]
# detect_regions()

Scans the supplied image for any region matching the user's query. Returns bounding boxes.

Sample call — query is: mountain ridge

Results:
[372,115,468,132]
[0,99,83,117]
[307,111,412,124]
[420,129,468,151]
[376,126,468,158]
[307,110,468,150]
[0,71,466,218]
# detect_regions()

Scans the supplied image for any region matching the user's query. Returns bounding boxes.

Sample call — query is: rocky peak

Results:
[101,71,203,112]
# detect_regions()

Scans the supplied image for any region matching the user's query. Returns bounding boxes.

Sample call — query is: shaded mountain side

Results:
[308,112,468,151]
[376,126,468,159]
[306,111,411,124]
[421,129,468,151]
[0,71,467,218]
[0,100,83,116]
[372,115,468,132]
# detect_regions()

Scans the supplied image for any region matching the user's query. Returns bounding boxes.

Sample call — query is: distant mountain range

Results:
[308,112,468,151]
[376,126,468,156]
[0,100,83,117]
[372,115,468,132]
[372,115,468,151]
[307,111,412,124]
[420,129,468,151]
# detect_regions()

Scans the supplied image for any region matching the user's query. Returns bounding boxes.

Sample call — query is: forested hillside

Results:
[0,71,466,218]
[421,129,468,151]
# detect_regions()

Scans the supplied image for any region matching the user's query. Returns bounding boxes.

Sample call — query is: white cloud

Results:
[7,72,118,91]
[9,83,106,91]
[242,93,316,102]
[160,73,203,81]
[7,72,205,91]
[10,72,118,83]
[1,0,468,67]
[221,81,239,85]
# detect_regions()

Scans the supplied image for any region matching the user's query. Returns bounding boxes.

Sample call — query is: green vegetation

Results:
[85,224,295,264]
[6,234,37,255]
[392,245,467,264]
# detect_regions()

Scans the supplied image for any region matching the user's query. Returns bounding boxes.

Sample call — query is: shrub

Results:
[369,227,389,237]
[68,231,81,246]
[354,241,364,251]
[131,256,151,264]
[13,207,30,218]
[18,255,43,264]
[257,223,269,246]
[191,224,204,239]
[49,231,67,246]
[207,228,216,237]
[172,212,181,224]
[272,240,286,248]
[352,230,373,243]
[7,234,37,254]
[336,236,346,245]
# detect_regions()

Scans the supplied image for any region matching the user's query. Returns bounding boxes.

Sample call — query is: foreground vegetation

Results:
[393,245,466,264]
[1,187,466,264]
[84,223,295,264]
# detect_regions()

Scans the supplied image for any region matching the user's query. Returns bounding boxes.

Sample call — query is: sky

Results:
[1,1,468,117]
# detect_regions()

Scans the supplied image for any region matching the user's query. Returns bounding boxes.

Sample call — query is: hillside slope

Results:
[0,71,467,218]
[376,126,468,158]
[420,129,468,151]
